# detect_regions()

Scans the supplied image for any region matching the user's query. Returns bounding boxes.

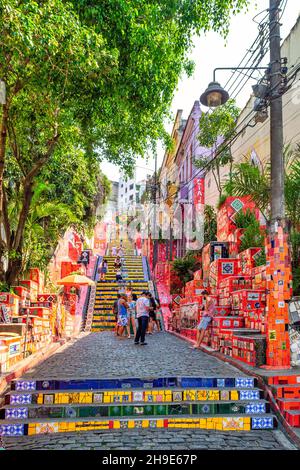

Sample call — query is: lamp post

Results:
[200,0,291,369]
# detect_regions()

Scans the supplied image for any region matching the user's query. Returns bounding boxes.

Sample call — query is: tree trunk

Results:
[6,181,34,286]
[0,104,8,215]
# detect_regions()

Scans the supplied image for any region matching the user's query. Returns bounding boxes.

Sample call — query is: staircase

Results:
[268,374,300,428]
[0,375,277,436]
[91,242,149,332]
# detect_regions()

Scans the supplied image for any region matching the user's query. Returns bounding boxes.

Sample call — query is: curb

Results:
[168,329,300,449]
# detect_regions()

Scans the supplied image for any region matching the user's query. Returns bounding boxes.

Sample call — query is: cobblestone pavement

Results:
[22,331,241,379]
[2,331,297,450]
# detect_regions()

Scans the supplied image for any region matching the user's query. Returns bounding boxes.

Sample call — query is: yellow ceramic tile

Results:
[244,417,250,424]
[200,419,207,428]
[28,424,36,436]
[37,394,43,405]
[142,420,149,428]
[128,420,135,429]
[156,420,164,428]
[197,390,208,401]
[244,424,251,431]
[113,420,120,429]
[231,391,239,401]
[68,422,76,432]
[208,391,219,400]
[103,396,110,403]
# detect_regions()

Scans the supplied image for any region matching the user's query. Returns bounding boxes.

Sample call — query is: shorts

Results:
[117,315,128,327]
[149,312,157,321]
[197,316,212,330]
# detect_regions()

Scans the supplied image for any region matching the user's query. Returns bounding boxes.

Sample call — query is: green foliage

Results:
[204,205,217,245]
[172,251,200,285]
[234,208,258,229]
[239,221,265,253]
[254,248,267,268]
[195,100,240,196]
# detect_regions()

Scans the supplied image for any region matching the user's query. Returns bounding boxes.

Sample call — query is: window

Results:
[129,184,134,190]
[129,195,134,201]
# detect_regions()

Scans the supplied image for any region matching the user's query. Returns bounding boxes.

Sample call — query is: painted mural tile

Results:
[173,391,183,402]
[251,417,274,429]
[123,406,134,416]
[65,407,77,419]
[235,378,255,388]
[120,421,128,429]
[36,422,59,434]
[149,420,157,428]
[133,406,144,415]
[222,417,244,431]
[216,379,225,388]
[199,404,211,414]
[146,395,154,402]
[69,393,80,404]
[44,394,55,405]
[221,262,234,275]
[15,381,36,391]
[132,391,144,402]
[169,404,190,415]
[93,393,103,404]
[220,391,230,401]
[0,424,24,436]
[201,379,214,388]
[5,407,28,419]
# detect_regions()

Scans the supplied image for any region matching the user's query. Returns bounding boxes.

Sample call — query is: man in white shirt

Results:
[134,292,150,345]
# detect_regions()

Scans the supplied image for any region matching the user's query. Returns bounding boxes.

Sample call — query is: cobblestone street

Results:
[2,332,297,450]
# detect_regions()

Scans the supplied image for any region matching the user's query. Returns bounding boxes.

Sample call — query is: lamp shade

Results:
[200,81,229,107]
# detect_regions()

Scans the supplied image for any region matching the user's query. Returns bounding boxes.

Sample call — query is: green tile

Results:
[168,404,190,415]
[155,405,167,416]
[122,405,134,417]
[109,406,122,417]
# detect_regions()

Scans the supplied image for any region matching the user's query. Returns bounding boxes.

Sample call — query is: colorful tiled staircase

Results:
[91,241,149,332]
[0,375,277,436]
[268,374,300,428]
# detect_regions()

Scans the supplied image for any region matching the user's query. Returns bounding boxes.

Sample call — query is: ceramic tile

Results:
[245,403,266,414]
[15,381,36,391]
[235,378,254,388]
[10,394,32,405]
[5,407,28,419]
[0,424,24,436]
[251,417,274,429]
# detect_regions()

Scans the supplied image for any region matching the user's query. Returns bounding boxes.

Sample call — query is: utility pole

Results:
[263,0,291,369]
[269,0,285,228]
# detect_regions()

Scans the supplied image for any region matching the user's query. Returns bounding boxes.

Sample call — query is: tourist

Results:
[111,246,117,256]
[113,294,121,335]
[99,259,108,280]
[116,268,123,283]
[117,294,130,338]
[125,282,133,301]
[148,294,161,334]
[118,246,124,258]
[114,256,122,270]
[192,297,216,350]
[134,291,150,345]
[128,293,138,337]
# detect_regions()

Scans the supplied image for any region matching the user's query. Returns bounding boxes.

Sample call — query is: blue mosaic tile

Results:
[180,378,203,388]
[235,378,255,388]
[5,407,28,419]
[12,380,36,391]
[224,378,236,387]
[0,424,25,436]
[245,403,266,414]
[239,390,260,400]
[216,379,225,388]
[251,417,274,429]
[10,394,32,405]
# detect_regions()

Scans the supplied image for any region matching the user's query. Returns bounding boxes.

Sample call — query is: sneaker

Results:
[134,342,139,345]
[140,342,147,346]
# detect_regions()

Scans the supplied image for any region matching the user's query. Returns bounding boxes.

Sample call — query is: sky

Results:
[100,0,299,183]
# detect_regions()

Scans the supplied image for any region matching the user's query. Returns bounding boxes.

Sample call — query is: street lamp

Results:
[200,67,268,108]
[200,81,229,108]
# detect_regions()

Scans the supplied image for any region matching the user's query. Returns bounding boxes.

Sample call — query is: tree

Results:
[195,99,240,198]
[172,251,200,286]
[0,0,115,284]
